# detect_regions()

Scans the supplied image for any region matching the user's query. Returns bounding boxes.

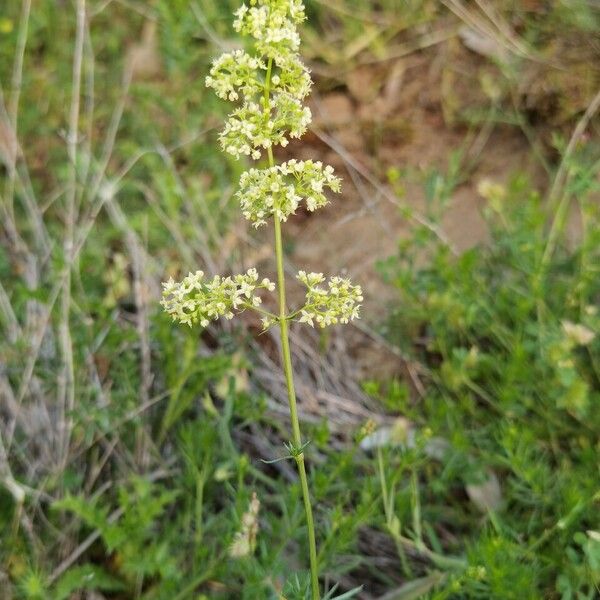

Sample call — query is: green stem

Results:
[377,448,411,576]
[241,301,277,320]
[269,148,321,600]
[264,56,320,599]
[271,154,320,600]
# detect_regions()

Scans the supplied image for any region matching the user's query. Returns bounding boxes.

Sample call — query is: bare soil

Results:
[267,52,547,383]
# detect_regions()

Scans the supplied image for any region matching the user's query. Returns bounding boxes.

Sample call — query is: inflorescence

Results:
[161,269,274,328]
[205,0,312,161]
[238,160,341,226]
[297,271,363,328]
[162,0,362,332]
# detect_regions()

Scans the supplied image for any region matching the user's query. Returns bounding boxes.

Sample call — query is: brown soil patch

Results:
[266,53,547,382]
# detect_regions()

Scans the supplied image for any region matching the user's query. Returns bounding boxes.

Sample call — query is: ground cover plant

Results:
[0,0,599,599]
[376,163,600,598]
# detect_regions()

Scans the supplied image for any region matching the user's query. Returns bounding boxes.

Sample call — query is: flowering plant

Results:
[162,1,362,596]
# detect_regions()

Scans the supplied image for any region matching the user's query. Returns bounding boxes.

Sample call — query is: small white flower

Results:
[261,315,277,330]
[262,278,276,291]
[298,310,314,327]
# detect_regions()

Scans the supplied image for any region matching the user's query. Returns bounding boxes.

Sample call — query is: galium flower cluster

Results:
[238,160,341,226]
[161,269,274,328]
[297,271,363,328]
[233,1,306,55]
[164,0,362,334]
[205,0,312,160]
[205,51,266,102]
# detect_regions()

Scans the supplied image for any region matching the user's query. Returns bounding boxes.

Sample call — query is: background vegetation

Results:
[0,1,599,598]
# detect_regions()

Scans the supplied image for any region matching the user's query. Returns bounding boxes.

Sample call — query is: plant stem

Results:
[272,208,320,599]
[264,56,319,599]
[377,448,411,576]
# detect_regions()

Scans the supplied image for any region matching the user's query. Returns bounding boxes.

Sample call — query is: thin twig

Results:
[104,198,153,467]
[58,0,86,468]
[541,87,600,270]
[4,0,31,224]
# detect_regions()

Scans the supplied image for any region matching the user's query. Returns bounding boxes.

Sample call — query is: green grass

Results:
[376,164,600,598]
[1,1,599,598]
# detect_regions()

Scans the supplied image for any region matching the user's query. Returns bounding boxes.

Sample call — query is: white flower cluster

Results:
[205,50,265,102]
[218,96,311,160]
[206,51,310,108]
[271,57,312,100]
[296,271,363,328]
[206,0,314,160]
[237,159,341,226]
[233,0,306,58]
[162,2,363,333]
[161,268,274,328]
